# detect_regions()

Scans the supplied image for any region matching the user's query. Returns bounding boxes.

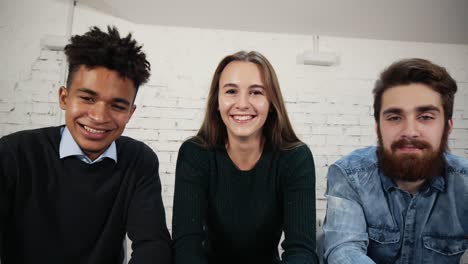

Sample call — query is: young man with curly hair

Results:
[0,26,171,264]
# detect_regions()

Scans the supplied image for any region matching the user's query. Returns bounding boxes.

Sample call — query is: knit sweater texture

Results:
[0,126,171,264]
[172,140,318,264]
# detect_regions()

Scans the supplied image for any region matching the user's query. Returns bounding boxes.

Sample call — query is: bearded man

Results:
[323,58,467,264]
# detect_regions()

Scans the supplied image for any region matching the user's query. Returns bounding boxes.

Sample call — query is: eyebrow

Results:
[77,88,97,96]
[221,83,265,89]
[76,88,131,106]
[249,84,265,89]
[382,105,441,116]
[416,105,440,113]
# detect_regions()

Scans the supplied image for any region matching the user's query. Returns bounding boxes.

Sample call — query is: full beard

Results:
[377,129,448,183]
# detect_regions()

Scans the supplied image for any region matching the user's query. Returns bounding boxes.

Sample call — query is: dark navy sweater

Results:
[0,126,171,264]
[172,140,318,264]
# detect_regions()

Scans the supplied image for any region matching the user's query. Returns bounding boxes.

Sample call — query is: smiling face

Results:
[59,66,136,160]
[377,83,452,181]
[218,61,270,143]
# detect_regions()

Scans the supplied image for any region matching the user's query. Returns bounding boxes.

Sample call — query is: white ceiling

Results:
[76,0,468,45]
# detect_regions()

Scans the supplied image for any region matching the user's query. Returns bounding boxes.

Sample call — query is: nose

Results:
[88,102,111,123]
[236,91,250,110]
[401,119,420,139]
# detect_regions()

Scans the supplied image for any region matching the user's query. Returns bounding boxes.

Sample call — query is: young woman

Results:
[172,51,318,264]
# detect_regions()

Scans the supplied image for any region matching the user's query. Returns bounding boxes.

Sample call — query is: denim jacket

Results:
[323,147,468,264]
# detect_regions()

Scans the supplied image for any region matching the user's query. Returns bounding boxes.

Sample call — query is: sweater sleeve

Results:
[172,141,209,264]
[280,145,319,264]
[0,136,16,261]
[126,144,172,264]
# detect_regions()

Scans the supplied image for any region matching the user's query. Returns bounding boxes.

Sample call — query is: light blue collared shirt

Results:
[59,126,117,164]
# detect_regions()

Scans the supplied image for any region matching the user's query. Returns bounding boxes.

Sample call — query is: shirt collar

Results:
[427,174,446,192]
[380,170,397,192]
[380,169,446,194]
[59,126,117,164]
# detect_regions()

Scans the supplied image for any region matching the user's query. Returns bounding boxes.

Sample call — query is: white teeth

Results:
[233,115,253,121]
[83,125,106,134]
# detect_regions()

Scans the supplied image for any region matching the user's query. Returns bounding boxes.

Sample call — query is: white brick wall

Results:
[1,0,468,262]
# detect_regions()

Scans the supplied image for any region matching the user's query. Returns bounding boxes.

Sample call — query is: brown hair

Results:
[373,58,457,123]
[193,51,302,150]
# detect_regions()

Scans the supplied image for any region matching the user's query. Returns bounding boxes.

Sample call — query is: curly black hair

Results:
[64,25,150,92]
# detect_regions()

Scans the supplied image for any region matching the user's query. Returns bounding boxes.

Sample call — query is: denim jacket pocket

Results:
[423,236,466,255]
[422,235,467,263]
[367,227,401,264]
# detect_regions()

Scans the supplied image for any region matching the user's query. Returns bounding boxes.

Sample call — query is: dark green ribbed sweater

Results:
[0,126,171,264]
[172,140,318,264]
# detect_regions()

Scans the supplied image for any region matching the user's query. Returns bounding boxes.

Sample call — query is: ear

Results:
[59,86,68,110]
[446,118,453,135]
